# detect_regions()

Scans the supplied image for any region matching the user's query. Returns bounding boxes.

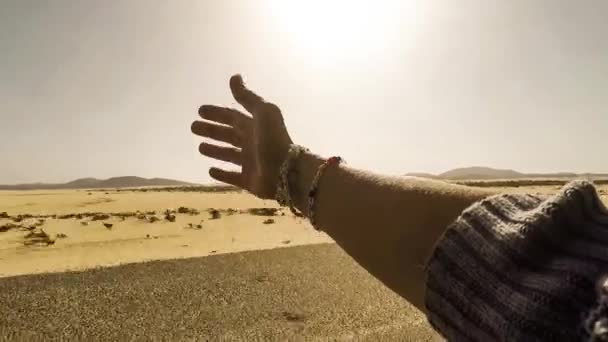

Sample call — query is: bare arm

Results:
[191,75,498,313]
[288,151,497,312]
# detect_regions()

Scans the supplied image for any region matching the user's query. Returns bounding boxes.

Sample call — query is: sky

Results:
[1,0,607,184]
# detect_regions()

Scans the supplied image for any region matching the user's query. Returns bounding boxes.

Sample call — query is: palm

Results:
[191,75,292,199]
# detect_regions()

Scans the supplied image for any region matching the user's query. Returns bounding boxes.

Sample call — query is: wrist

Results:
[289,151,325,217]
[274,144,310,212]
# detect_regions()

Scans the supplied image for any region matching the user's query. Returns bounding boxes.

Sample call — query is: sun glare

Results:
[268,0,418,67]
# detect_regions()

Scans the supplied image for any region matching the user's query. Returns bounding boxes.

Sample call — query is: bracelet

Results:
[275,144,308,217]
[308,156,343,229]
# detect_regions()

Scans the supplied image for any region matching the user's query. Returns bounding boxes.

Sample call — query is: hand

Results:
[191,75,294,199]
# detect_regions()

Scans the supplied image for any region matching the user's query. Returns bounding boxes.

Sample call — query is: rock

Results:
[195,224,203,229]
[282,311,306,322]
[208,209,221,220]
[12,216,23,223]
[87,192,92,195]
[75,214,83,220]
[23,229,55,246]
[255,274,269,282]
[226,208,238,216]
[148,216,160,223]
[263,219,275,224]
[248,208,279,216]
[177,207,200,215]
[19,218,38,227]
[282,240,291,245]
[137,213,147,220]
[0,223,17,232]
[56,233,68,239]
[145,210,156,215]
[146,234,150,239]
[103,222,113,229]
[0,212,8,218]
[81,222,89,226]
[116,212,136,218]
[91,213,110,221]
[58,214,75,219]
[165,214,176,222]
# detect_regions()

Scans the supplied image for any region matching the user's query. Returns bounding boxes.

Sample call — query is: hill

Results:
[0,177,198,190]
[438,167,524,180]
[405,167,608,181]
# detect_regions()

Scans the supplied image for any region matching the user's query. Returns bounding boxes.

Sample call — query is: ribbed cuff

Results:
[425,180,608,341]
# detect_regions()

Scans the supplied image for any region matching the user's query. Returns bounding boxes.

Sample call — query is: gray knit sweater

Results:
[425,180,608,341]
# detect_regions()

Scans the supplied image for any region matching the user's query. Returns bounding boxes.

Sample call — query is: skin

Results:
[191,75,498,313]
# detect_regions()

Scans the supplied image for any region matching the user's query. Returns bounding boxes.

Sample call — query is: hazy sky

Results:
[1,0,607,184]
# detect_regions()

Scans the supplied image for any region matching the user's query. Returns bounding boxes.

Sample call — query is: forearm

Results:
[289,151,498,313]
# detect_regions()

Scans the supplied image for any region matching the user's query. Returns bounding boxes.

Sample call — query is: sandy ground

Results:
[0,189,332,277]
[0,182,606,340]
[0,244,439,341]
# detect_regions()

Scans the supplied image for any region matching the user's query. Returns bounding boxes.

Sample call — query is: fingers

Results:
[209,167,242,188]
[198,142,241,166]
[198,105,250,127]
[191,121,241,147]
[229,74,266,114]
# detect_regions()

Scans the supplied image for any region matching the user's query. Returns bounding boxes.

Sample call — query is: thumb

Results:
[230,74,265,115]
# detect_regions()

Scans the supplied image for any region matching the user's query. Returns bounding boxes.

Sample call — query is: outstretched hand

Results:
[191,75,294,199]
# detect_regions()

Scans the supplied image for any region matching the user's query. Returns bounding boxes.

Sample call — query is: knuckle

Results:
[262,102,281,114]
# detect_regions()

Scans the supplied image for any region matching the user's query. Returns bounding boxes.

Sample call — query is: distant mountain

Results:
[405,167,608,180]
[0,177,199,190]
[438,167,524,180]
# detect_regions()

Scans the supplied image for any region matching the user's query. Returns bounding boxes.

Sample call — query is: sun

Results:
[267,0,419,67]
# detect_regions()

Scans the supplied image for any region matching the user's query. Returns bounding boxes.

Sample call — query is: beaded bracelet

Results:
[275,144,308,217]
[308,156,343,229]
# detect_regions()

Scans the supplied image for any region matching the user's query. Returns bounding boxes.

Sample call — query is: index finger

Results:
[198,105,250,127]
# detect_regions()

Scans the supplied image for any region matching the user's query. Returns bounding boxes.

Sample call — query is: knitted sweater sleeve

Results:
[424,180,608,342]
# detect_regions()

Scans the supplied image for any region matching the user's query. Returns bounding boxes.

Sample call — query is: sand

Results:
[0,183,606,340]
[0,244,439,341]
[0,189,332,277]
